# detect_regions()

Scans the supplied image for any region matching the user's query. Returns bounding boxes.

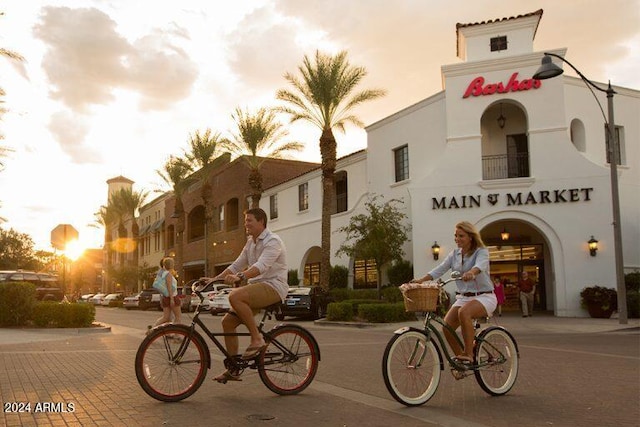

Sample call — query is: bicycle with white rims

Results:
[382,271,519,406]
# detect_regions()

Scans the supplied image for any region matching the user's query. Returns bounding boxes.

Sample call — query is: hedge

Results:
[32,302,95,327]
[0,282,37,326]
[0,281,95,327]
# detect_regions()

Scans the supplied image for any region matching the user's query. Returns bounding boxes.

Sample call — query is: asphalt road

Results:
[1,307,638,427]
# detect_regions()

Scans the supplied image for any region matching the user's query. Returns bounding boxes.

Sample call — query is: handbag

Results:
[152,270,169,297]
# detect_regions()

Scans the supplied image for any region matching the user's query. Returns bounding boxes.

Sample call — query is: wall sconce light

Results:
[501,228,510,241]
[497,103,506,129]
[588,236,599,256]
[213,240,227,247]
[431,241,440,261]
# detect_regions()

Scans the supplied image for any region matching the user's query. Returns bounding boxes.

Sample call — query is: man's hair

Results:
[245,208,268,227]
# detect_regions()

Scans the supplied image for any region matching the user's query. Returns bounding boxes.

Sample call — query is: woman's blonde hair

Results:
[456,221,486,252]
[162,257,176,276]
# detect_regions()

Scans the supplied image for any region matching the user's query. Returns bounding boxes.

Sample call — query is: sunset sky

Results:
[1,0,639,252]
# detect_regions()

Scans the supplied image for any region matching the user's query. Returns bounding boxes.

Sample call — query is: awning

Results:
[151,219,165,232]
[139,224,151,235]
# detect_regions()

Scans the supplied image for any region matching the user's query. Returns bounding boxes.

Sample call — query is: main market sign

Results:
[432,187,593,210]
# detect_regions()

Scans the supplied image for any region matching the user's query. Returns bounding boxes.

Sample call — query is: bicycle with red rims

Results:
[135,280,320,402]
[382,272,519,406]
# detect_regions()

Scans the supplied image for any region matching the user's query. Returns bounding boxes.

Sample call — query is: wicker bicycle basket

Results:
[402,287,439,312]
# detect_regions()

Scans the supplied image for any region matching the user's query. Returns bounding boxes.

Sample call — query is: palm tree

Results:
[227,106,304,208]
[275,50,385,289]
[183,128,228,275]
[157,156,195,281]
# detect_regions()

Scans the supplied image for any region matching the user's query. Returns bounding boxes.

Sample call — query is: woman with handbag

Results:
[151,257,182,329]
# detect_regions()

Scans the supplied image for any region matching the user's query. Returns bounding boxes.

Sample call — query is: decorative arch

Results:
[475,211,565,315]
[480,100,531,180]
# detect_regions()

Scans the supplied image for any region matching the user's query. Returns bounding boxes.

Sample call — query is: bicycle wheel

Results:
[135,324,210,402]
[382,330,441,406]
[258,324,320,395]
[474,326,519,396]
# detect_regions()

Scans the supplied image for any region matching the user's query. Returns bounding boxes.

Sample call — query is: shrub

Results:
[627,290,640,319]
[287,269,300,287]
[326,302,353,321]
[626,271,640,292]
[329,288,379,302]
[381,286,403,303]
[330,265,349,289]
[580,286,617,311]
[386,260,413,286]
[0,282,36,326]
[32,302,95,327]
[358,302,416,323]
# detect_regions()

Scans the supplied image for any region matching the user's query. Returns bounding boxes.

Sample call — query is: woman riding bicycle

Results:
[411,221,497,364]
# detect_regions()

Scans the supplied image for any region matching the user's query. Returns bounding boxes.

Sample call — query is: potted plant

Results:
[580,286,618,318]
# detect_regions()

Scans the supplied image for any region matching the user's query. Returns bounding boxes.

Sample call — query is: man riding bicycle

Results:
[212,208,288,382]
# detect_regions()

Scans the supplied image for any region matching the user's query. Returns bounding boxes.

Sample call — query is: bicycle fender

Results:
[393,326,424,335]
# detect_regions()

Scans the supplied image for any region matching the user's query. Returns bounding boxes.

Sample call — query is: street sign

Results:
[51,224,79,250]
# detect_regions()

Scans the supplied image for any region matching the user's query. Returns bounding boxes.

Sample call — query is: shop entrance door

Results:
[488,244,545,313]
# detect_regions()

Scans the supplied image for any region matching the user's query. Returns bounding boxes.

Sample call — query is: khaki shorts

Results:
[233,282,281,315]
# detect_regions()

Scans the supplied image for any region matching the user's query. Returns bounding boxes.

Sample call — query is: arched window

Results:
[334,171,348,213]
[188,205,205,241]
[226,198,239,231]
[167,224,175,248]
[570,118,586,152]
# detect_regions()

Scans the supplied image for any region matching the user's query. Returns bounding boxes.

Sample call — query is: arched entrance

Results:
[300,246,321,286]
[480,219,553,314]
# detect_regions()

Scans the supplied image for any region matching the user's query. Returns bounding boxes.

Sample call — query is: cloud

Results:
[48,110,101,163]
[32,6,199,112]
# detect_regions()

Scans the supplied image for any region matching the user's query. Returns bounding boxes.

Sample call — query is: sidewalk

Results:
[315,312,640,334]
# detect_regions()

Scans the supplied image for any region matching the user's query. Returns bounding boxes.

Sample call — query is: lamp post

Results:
[533,52,627,324]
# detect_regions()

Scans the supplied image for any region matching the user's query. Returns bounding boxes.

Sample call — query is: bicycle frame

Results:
[164,290,318,370]
[392,310,510,372]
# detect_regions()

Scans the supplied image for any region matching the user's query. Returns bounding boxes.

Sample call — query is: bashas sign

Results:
[463,73,541,98]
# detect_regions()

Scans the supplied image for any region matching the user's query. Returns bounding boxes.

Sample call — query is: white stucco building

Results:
[262,10,639,317]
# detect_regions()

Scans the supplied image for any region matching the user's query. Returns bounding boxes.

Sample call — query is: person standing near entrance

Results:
[493,276,506,316]
[518,271,536,317]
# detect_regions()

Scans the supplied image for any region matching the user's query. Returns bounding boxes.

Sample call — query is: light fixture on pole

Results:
[431,241,440,261]
[533,52,627,324]
[500,228,510,241]
[497,103,506,129]
[588,236,599,257]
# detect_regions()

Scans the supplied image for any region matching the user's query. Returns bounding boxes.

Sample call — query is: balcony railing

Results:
[482,153,530,180]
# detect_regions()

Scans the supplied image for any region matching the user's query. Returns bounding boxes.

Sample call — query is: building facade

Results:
[261,10,639,317]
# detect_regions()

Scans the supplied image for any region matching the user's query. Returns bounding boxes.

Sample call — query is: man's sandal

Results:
[213,370,242,384]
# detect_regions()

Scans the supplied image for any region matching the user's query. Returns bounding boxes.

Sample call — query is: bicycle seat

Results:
[264,303,281,314]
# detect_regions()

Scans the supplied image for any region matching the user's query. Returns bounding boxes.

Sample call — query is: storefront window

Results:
[354,259,378,288]
[304,262,320,286]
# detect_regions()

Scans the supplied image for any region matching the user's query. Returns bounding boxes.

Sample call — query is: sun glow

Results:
[64,239,86,261]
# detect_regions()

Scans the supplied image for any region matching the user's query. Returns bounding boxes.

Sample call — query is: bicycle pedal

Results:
[451,369,465,380]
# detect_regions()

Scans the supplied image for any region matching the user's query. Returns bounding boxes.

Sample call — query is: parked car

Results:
[209,287,232,315]
[176,286,191,312]
[101,293,124,307]
[123,292,141,310]
[276,286,331,320]
[139,288,162,310]
[89,293,107,305]
[189,278,230,311]
[0,270,60,286]
[78,293,95,303]
[35,287,64,302]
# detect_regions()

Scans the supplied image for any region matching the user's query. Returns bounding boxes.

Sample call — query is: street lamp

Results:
[533,52,627,324]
